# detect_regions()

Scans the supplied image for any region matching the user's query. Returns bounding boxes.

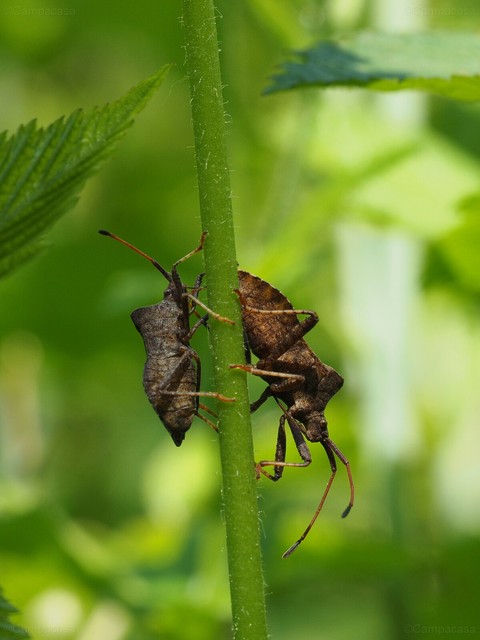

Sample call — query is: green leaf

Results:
[0,590,29,639]
[266,32,480,101]
[437,193,480,291]
[0,66,169,279]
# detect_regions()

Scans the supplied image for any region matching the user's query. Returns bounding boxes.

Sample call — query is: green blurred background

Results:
[1,1,480,638]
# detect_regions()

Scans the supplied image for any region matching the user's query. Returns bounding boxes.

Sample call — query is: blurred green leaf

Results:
[267,32,480,101]
[0,590,29,639]
[0,66,169,279]
[436,193,480,291]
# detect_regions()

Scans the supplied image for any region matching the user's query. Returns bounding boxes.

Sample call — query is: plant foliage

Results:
[0,590,29,640]
[0,66,168,279]
[437,193,480,291]
[267,32,480,101]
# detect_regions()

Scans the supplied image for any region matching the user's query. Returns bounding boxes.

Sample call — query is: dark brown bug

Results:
[232,270,354,557]
[99,230,234,446]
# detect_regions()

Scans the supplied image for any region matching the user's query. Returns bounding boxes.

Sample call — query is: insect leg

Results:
[256,410,312,481]
[186,313,210,341]
[229,363,304,384]
[255,414,287,480]
[172,231,207,269]
[249,386,273,413]
[195,405,219,433]
[156,349,234,403]
[184,294,235,328]
[190,272,205,300]
[187,274,208,323]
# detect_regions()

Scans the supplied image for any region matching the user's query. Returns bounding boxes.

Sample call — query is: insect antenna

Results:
[327,437,355,519]
[98,230,171,281]
[282,438,354,559]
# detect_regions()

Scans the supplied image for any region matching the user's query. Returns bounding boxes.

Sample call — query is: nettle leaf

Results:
[0,66,169,279]
[0,590,29,639]
[267,32,480,101]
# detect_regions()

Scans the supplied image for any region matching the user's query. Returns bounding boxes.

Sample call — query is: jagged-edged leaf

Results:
[0,66,169,279]
[0,590,29,639]
[267,32,480,101]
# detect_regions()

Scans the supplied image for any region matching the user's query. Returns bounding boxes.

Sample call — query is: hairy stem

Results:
[182,2,268,639]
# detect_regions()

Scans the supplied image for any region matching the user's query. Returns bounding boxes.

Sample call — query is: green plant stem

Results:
[182,2,268,639]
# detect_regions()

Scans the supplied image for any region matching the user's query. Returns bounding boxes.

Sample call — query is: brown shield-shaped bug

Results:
[99,230,234,446]
[232,271,354,557]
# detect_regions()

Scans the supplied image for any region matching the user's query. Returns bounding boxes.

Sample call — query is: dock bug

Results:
[233,271,354,557]
[99,230,234,446]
